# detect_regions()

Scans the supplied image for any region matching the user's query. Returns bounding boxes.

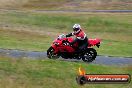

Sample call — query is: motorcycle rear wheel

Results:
[47,46,59,59]
[82,48,97,62]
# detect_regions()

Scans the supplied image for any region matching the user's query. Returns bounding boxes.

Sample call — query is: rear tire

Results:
[47,47,59,59]
[82,48,97,62]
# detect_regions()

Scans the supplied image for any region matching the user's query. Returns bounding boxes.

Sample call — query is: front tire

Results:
[47,47,59,59]
[82,48,97,62]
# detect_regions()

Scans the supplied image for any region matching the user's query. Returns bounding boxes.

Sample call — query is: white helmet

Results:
[73,24,81,34]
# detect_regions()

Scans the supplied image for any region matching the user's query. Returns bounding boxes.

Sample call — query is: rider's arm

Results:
[66,32,74,37]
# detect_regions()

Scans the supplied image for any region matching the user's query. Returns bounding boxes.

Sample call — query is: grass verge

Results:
[0,0,132,10]
[0,56,131,88]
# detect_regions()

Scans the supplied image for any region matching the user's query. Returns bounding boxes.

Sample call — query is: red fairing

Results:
[88,38,101,47]
[51,37,77,53]
[51,35,101,54]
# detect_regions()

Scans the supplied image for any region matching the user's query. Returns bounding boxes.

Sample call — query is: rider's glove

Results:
[66,33,73,37]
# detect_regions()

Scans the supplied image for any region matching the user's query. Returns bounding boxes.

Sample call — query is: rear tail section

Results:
[88,38,101,48]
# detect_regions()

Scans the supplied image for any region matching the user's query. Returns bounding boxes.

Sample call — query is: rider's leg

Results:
[75,43,88,54]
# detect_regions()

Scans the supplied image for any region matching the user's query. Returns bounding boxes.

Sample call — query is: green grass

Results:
[0,56,131,88]
[0,0,132,10]
[2,0,131,10]
[23,0,132,10]
[0,11,132,57]
[0,29,51,51]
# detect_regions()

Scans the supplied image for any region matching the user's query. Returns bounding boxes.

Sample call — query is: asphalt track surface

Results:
[0,9,132,13]
[34,10,132,13]
[0,49,132,66]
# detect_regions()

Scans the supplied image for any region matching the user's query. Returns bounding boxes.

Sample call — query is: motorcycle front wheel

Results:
[47,46,59,59]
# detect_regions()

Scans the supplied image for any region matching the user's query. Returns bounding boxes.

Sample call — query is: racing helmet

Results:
[73,24,81,34]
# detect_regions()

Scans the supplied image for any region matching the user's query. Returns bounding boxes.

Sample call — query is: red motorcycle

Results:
[47,34,101,62]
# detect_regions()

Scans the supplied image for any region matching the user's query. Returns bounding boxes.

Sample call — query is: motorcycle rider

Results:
[66,24,88,53]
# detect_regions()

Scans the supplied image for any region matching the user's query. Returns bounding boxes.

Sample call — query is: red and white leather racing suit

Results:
[66,29,88,52]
